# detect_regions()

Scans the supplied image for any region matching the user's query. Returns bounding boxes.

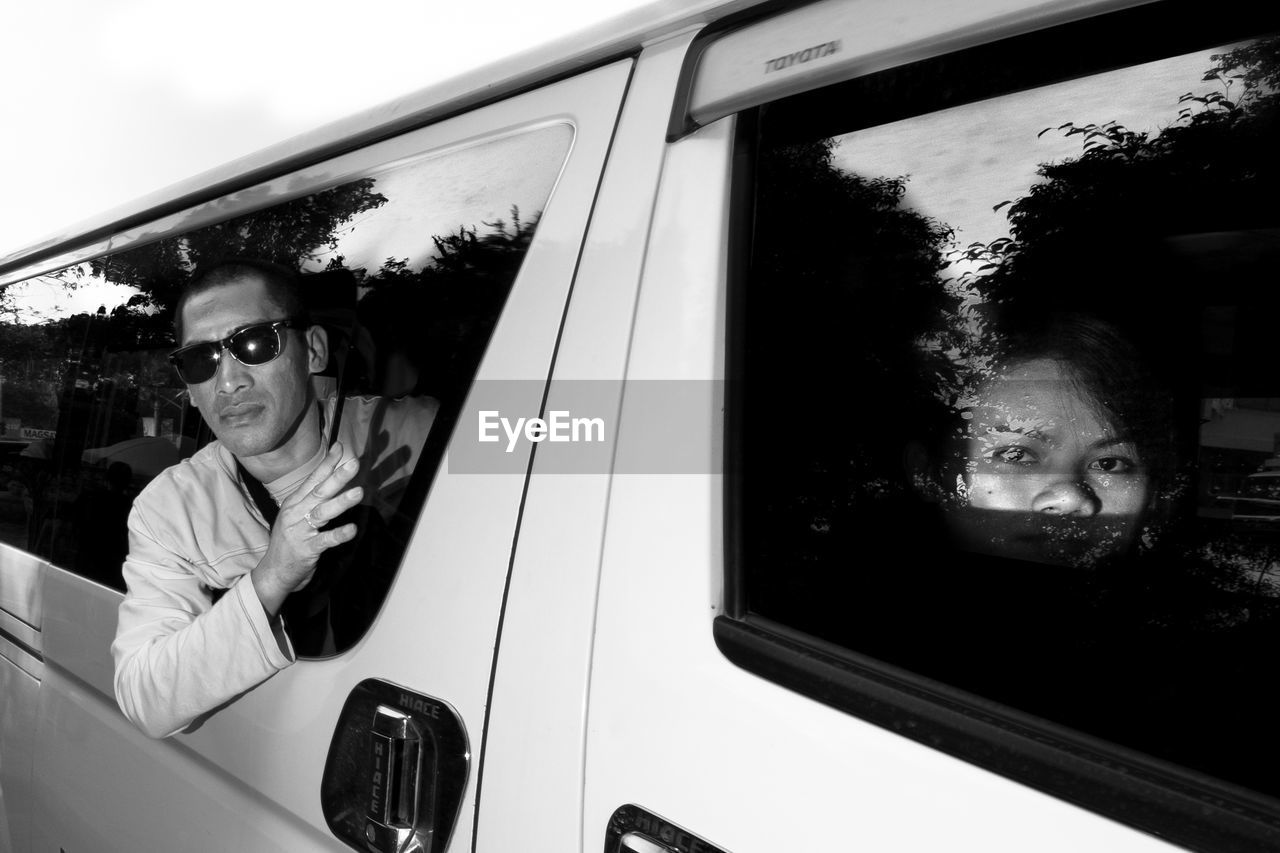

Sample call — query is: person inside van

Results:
[112,258,436,738]
[913,314,1172,568]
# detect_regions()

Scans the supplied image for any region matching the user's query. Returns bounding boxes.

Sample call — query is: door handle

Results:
[605,805,730,853]
[323,679,469,853]
[367,705,424,849]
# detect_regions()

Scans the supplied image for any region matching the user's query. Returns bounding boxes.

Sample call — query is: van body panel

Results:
[0,613,37,665]
[0,547,42,853]
[21,59,634,853]
[32,665,342,852]
[0,636,39,681]
[0,642,38,853]
[580,114,1179,852]
[476,29,697,852]
[39,568,118,697]
[0,546,43,637]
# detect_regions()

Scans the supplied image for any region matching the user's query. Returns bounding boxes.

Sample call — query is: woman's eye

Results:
[990,446,1037,464]
[1089,456,1136,473]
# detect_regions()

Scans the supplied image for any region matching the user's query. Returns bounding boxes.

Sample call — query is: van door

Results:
[22,59,632,853]
[582,1,1280,852]
[473,28,699,851]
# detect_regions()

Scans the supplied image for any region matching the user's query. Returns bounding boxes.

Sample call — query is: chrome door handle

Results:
[323,679,469,853]
[367,705,423,850]
[605,805,730,853]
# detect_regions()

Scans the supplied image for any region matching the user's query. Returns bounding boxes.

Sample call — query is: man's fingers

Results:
[315,523,358,550]
[311,456,361,501]
[302,486,364,528]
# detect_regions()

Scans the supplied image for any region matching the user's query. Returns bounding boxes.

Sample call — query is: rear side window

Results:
[728,2,1280,847]
[0,124,570,657]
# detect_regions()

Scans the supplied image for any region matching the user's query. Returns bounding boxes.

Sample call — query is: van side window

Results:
[0,303,173,577]
[731,16,1280,809]
[0,125,571,657]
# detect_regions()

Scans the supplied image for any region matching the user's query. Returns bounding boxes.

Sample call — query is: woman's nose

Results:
[1032,479,1100,516]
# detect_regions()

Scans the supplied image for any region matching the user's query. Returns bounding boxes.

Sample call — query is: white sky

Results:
[833,47,1228,270]
[0,0,649,317]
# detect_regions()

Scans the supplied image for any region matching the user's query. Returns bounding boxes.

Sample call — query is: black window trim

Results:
[714,616,1280,852]
[719,2,1280,850]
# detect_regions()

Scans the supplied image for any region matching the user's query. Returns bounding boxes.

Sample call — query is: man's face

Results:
[180,275,323,463]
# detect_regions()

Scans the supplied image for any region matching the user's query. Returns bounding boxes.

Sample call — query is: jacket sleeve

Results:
[111,503,295,739]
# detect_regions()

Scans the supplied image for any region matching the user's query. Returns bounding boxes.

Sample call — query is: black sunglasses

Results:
[168,319,306,385]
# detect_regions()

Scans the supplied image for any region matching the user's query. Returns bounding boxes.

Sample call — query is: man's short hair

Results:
[174,258,309,343]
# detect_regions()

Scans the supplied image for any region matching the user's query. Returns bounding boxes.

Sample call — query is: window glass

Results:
[0,125,571,656]
[740,25,1280,797]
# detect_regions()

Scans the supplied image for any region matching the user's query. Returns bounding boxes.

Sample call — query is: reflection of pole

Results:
[176,388,190,448]
[56,305,108,473]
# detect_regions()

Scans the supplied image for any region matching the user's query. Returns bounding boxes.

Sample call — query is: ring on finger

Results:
[303,510,322,531]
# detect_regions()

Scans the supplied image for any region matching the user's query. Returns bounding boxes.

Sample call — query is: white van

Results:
[3,0,1280,850]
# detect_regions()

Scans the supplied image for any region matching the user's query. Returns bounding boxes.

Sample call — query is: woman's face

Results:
[944,357,1151,565]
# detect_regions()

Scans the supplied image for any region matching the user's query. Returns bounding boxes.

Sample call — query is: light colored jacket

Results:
[112,394,435,738]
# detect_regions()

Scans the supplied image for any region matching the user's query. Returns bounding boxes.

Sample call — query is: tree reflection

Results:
[0,174,540,586]
[745,33,1280,794]
[942,36,1280,603]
